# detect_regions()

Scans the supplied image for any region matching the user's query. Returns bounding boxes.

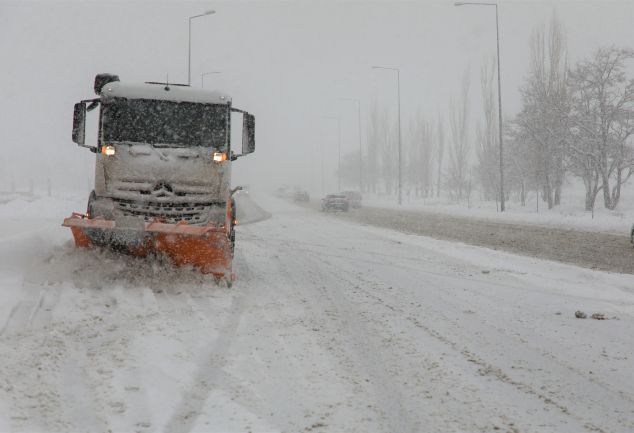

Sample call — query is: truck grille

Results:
[113,198,212,225]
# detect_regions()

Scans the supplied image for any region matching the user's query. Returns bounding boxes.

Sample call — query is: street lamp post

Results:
[371,66,402,205]
[188,10,215,86]
[455,1,505,211]
[323,116,342,192]
[340,98,363,193]
[201,71,222,87]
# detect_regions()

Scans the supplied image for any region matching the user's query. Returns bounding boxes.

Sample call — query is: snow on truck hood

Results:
[101,81,232,105]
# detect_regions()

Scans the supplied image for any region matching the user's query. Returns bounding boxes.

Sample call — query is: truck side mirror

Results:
[242,113,255,155]
[72,102,86,145]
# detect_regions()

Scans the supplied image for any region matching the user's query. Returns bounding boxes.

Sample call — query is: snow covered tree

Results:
[380,116,398,195]
[365,100,383,194]
[513,13,569,210]
[568,47,634,210]
[447,71,471,201]
[436,114,445,198]
[475,57,500,201]
[406,113,435,199]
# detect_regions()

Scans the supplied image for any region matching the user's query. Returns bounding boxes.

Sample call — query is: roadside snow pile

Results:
[234,192,272,225]
[364,195,634,235]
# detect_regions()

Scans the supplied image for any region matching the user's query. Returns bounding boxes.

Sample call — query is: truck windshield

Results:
[101,98,228,149]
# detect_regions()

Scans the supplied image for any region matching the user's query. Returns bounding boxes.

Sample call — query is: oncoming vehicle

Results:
[321,194,349,212]
[63,73,255,282]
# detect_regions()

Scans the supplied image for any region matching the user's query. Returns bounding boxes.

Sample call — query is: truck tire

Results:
[86,190,97,217]
[230,198,237,255]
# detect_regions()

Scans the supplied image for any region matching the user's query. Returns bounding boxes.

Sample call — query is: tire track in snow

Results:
[265,203,623,431]
[321,254,624,433]
[0,283,61,336]
[279,226,634,414]
[245,226,416,433]
[269,197,634,431]
[276,237,519,432]
[162,254,252,433]
[161,240,315,432]
[58,349,110,432]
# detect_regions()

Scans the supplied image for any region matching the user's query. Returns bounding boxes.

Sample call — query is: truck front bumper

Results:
[62,213,233,278]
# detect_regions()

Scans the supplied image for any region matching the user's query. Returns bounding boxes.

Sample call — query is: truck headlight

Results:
[101,145,116,156]
[213,152,227,163]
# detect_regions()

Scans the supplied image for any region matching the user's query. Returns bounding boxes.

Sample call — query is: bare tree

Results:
[513,13,569,209]
[475,57,500,201]
[436,114,445,198]
[406,118,421,199]
[447,70,471,201]
[380,113,398,195]
[421,119,435,197]
[365,100,383,194]
[406,113,435,199]
[507,122,536,207]
[568,47,634,210]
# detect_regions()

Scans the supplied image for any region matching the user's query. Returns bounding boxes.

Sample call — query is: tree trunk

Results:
[601,169,614,210]
[584,190,596,211]
[581,170,601,211]
[543,178,554,209]
[554,183,561,206]
[610,168,623,210]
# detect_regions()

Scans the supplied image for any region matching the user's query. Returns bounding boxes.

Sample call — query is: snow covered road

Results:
[1,195,634,432]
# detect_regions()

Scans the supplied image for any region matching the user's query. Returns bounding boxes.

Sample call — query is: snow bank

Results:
[364,191,634,235]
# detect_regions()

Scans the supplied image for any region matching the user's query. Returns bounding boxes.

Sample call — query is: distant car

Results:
[341,190,362,208]
[321,194,349,212]
[293,190,310,202]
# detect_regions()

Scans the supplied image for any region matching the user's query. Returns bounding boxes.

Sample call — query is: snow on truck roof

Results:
[101,81,232,105]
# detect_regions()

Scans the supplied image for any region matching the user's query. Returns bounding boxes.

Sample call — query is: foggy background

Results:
[1,0,633,198]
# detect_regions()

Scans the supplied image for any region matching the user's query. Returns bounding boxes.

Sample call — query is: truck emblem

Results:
[152,182,174,198]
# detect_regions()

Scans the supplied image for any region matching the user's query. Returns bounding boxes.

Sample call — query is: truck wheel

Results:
[86,190,97,217]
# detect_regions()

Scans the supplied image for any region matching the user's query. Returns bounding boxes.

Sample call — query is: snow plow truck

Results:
[63,74,255,283]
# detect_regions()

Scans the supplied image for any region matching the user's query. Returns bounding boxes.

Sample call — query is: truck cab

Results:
[66,74,255,278]
[73,74,254,229]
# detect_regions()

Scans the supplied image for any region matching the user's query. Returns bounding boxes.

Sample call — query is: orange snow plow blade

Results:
[62,213,233,278]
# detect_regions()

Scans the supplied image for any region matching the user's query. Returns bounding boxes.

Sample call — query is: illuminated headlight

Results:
[213,152,227,163]
[101,145,116,156]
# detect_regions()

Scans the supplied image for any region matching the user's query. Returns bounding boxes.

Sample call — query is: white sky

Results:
[1,0,633,196]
